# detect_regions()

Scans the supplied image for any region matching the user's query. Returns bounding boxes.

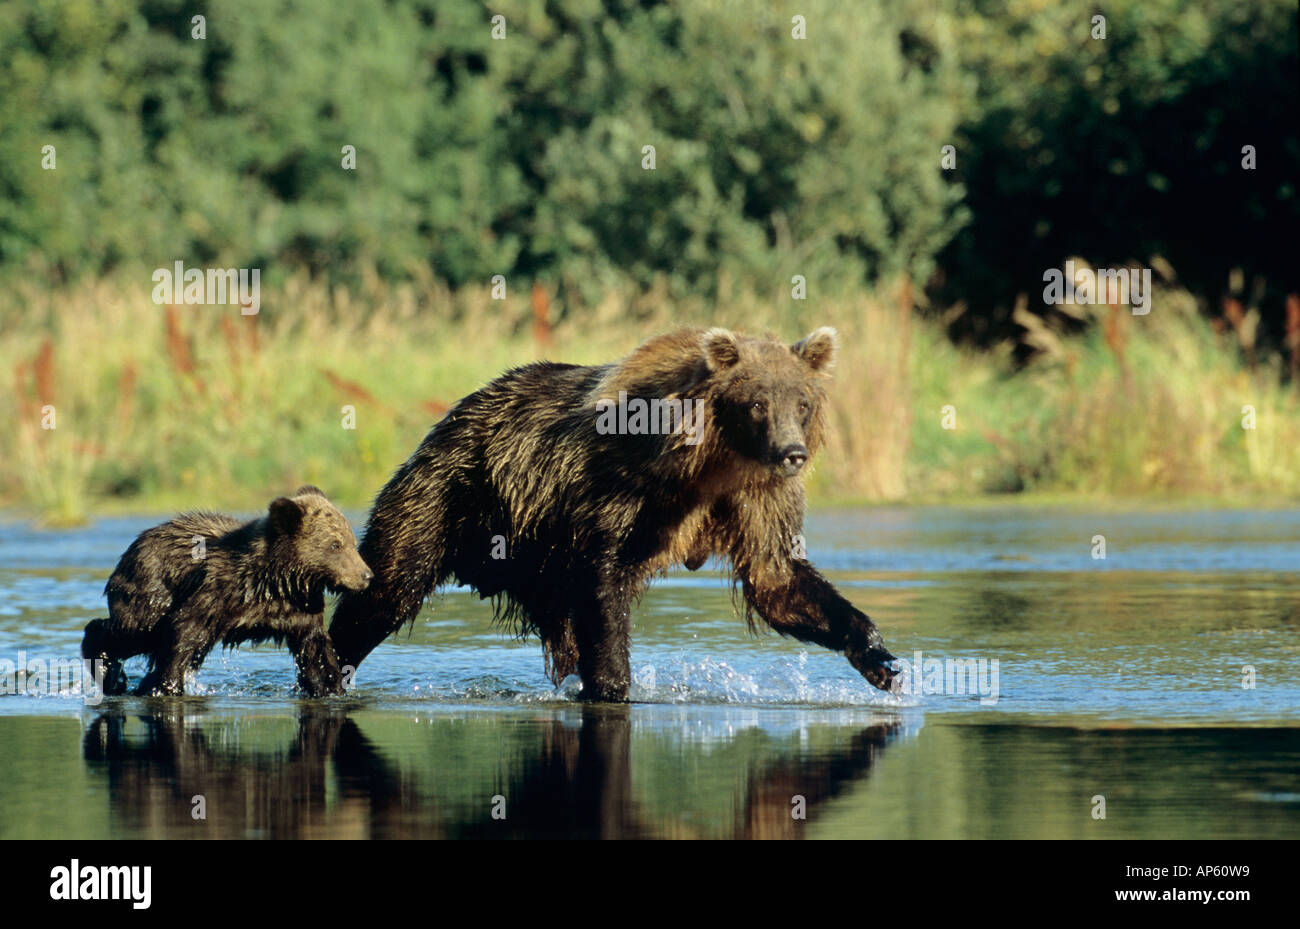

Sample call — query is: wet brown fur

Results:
[82,486,372,696]
[328,328,896,700]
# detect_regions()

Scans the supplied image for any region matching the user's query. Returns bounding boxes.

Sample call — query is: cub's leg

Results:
[134,624,213,696]
[80,618,142,696]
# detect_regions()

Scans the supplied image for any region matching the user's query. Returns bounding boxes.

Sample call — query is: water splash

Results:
[629,651,907,707]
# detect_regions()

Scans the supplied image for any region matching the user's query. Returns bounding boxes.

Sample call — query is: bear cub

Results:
[81,486,371,697]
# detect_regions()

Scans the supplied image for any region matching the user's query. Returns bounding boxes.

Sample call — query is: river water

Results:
[1,506,1296,838]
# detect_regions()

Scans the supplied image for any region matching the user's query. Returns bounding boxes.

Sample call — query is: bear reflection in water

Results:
[82,707,902,839]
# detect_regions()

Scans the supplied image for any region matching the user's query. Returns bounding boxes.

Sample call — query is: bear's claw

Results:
[847,645,899,694]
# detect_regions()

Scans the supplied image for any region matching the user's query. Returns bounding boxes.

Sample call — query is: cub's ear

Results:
[294,484,325,498]
[268,497,304,535]
[792,327,838,372]
[702,328,740,371]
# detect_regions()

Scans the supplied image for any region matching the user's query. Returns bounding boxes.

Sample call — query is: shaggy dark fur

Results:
[82,486,372,696]
[328,327,897,700]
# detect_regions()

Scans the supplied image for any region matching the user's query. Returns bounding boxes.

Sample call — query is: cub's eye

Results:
[751,401,767,416]
[798,400,811,416]
[331,540,343,551]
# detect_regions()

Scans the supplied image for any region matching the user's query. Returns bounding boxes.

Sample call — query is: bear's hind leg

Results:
[134,626,211,696]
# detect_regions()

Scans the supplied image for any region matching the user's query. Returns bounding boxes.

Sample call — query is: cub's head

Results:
[702,327,836,477]
[267,486,372,592]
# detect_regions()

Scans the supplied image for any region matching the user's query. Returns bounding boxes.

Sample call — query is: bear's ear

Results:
[294,485,325,498]
[792,327,838,372]
[268,496,304,535]
[702,328,740,371]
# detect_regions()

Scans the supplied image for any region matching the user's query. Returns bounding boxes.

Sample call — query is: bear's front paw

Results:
[846,644,899,694]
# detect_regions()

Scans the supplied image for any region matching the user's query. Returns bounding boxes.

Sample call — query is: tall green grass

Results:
[903,288,1300,502]
[2,276,1296,524]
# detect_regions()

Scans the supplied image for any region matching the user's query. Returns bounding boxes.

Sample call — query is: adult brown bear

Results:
[329,327,897,700]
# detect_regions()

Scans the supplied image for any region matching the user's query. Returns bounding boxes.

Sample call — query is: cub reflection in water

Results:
[83,706,902,839]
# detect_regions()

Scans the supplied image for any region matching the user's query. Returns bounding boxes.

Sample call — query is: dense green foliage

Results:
[0,0,968,300]
[3,0,1294,314]
[942,0,1299,338]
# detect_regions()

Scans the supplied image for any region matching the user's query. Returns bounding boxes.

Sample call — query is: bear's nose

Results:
[778,444,808,473]
[361,569,374,585]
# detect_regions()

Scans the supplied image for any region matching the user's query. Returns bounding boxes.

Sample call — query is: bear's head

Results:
[267,486,373,592]
[702,327,836,477]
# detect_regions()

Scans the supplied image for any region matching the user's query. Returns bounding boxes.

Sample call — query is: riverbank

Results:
[3,276,1296,524]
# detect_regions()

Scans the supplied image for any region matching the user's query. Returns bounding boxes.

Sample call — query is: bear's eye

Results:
[751,401,767,416]
[331,539,343,551]
[798,400,810,416]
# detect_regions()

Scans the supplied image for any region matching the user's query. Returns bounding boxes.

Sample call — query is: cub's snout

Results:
[336,553,373,592]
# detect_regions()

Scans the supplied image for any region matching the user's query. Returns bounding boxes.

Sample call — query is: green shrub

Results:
[0,0,966,299]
